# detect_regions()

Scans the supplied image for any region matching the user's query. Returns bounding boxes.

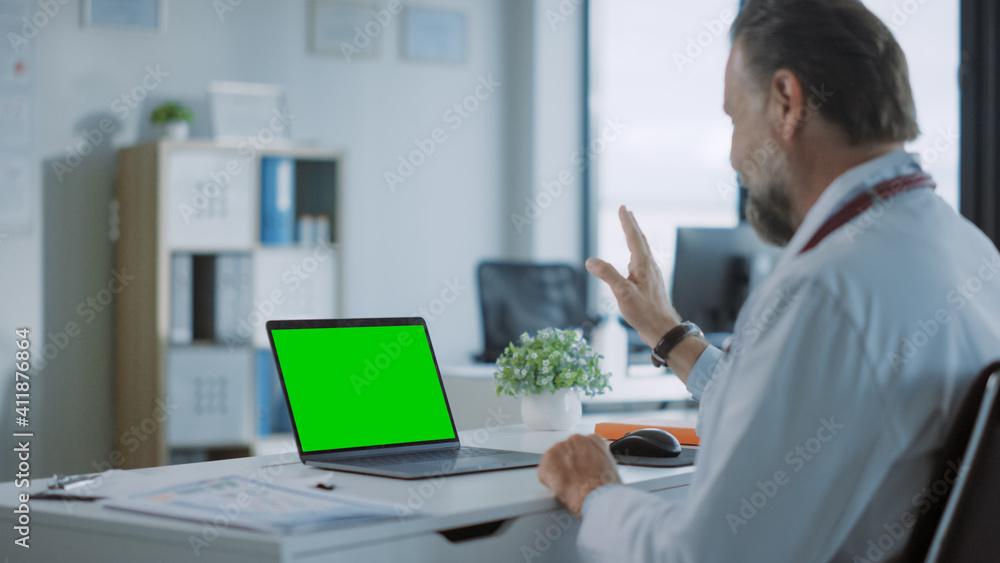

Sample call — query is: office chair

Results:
[476,262,594,363]
[892,360,1000,561]
[921,361,1000,562]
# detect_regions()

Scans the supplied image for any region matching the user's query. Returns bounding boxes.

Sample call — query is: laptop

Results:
[266,317,542,479]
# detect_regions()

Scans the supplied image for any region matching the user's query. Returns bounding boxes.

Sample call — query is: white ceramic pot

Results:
[521,387,582,431]
[164,121,190,142]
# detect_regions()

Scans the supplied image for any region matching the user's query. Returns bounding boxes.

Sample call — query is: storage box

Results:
[166,346,253,447]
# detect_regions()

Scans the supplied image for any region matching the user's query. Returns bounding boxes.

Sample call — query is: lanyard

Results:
[798,172,936,254]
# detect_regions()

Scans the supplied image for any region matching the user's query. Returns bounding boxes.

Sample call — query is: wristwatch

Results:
[650,321,704,368]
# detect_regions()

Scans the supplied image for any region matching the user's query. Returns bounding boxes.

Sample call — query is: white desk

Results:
[1,417,694,562]
[441,364,693,430]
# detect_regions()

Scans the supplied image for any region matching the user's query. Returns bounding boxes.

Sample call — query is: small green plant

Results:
[494,328,611,398]
[150,102,194,125]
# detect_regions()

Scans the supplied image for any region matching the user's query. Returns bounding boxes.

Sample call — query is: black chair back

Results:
[922,361,1000,562]
[476,262,593,363]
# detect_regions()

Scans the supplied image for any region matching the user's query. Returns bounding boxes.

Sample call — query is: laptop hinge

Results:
[304,441,461,461]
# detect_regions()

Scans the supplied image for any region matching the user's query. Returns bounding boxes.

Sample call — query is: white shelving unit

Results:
[114,140,342,468]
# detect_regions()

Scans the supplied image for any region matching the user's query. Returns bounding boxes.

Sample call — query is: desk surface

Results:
[441,363,693,404]
[1,415,695,562]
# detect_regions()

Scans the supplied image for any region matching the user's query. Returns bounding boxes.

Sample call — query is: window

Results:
[589,0,740,296]
[864,0,960,208]
[588,0,960,300]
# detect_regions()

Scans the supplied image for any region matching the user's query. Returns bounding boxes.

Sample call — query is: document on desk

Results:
[104,475,399,534]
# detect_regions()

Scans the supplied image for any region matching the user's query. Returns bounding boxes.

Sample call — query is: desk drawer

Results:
[295,484,690,562]
[297,510,581,563]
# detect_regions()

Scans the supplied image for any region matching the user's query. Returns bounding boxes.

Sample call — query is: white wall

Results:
[529,0,586,263]
[0,0,586,475]
[503,0,587,263]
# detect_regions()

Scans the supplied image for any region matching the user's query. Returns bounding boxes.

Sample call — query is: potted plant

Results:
[494,328,612,431]
[151,102,194,141]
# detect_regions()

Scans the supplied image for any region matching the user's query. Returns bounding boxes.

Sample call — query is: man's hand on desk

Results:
[538,434,622,519]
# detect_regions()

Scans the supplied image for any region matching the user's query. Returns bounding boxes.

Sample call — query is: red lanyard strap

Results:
[798,172,936,255]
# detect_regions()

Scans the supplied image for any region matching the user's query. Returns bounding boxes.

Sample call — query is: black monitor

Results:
[671,225,782,340]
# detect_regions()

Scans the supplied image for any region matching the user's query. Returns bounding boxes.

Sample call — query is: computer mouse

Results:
[609,428,683,458]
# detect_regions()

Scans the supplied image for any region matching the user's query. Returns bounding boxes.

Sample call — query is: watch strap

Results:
[651,322,703,368]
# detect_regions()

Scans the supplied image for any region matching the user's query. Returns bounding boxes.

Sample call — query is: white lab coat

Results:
[578,151,1000,562]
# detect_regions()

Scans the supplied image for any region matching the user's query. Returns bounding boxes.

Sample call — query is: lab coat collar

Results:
[778,150,923,263]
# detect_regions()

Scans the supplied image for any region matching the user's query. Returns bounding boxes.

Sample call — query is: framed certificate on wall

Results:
[402,8,467,64]
[82,0,166,33]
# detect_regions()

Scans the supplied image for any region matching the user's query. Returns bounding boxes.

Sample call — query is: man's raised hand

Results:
[585,205,680,347]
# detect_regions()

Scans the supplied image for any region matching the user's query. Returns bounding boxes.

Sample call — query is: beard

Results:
[740,146,796,247]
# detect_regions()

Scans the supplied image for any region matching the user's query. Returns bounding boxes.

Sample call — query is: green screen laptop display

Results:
[270,324,457,453]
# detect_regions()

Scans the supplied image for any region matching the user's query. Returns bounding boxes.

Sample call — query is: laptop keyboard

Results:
[340,447,499,467]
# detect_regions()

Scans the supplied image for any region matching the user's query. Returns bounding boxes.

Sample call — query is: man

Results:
[537,0,1000,561]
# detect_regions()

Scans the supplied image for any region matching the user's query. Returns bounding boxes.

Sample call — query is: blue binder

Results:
[260,157,296,244]
[256,348,293,436]
[256,349,273,436]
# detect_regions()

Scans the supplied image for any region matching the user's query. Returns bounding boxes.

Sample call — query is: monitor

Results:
[671,225,782,339]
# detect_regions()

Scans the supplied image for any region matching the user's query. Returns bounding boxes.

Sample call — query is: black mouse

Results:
[609,428,683,458]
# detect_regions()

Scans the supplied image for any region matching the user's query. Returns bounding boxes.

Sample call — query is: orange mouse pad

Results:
[595,418,700,446]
